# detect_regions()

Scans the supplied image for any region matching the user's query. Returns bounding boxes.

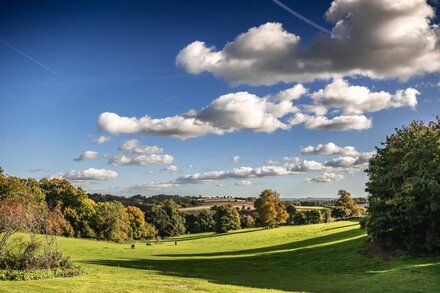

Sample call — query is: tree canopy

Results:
[366,118,440,254]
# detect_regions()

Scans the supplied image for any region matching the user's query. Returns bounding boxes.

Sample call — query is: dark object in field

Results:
[131,244,135,249]
[146,242,151,246]
[175,241,177,245]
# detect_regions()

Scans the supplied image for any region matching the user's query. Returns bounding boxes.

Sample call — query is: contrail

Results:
[0,38,60,76]
[271,0,332,35]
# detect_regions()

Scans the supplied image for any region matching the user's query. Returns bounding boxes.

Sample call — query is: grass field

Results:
[1,221,439,292]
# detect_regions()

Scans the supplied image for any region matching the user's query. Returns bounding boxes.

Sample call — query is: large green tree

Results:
[366,118,440,254]
[184,210,215,234]
[254,189,289,227]
[93,201,130,242]
[212,205,241,233]
[146,199,185,237]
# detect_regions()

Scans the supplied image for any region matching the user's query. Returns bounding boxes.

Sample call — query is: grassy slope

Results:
[0,221,439,292]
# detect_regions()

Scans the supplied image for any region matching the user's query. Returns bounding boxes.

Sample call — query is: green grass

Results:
[1,221,439,292]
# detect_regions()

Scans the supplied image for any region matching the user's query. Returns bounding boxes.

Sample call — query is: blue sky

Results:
[1,0,439,198]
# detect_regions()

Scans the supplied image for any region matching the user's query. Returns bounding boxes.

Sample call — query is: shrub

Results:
[293,210,322,225]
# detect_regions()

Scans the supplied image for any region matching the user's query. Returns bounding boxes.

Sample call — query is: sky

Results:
[0,0,439,198]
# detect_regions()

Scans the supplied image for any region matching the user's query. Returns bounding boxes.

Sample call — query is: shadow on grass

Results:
[157,228,364,257]
[157,228,265,243]
[84,228,440,292]
[324,223,359,231]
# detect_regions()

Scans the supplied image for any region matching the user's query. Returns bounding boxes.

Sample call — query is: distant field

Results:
[1,221,439,292]
[180,199,254,212]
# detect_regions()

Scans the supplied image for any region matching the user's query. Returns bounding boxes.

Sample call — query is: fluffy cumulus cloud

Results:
[119,139,163,154]
[301,142,359,156]
[108,139,173,166]
[161,165,180,173]
[174,165,296,184]
[177,0,440,85]
[54,168,118,181]
[74,151,98,162]
[307,172,344,183]
[98,87,306,139]
[109,154,173,166]
[310,79,419,114]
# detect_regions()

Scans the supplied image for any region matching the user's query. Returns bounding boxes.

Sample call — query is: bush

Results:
[366,118,440,254]
[0,266,81,281]
[293,210,322,225]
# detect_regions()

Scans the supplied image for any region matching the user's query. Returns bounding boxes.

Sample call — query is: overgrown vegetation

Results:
[366,117,440,255]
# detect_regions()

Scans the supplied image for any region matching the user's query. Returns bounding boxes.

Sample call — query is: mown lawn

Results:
[0,221,439,292]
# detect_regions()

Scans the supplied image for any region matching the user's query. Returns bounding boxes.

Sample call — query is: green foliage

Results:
[240,213,256,228]
[146,199,186,237]
[293,210,322,225]
[331,190,362,219]
[184,210,215,234]
[366,118,440,254]
[93,201,130,242]
[40,179,97,238]
[212,204,241,233]
[254,189,289,227]
[126,206,156,240]
[286,204,297,224]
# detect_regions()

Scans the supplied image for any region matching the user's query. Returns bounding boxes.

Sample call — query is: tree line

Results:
[0,168,364,245]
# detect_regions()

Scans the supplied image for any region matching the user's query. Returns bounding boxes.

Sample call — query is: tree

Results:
[93,201,130,242]
[286,204,297,224]
[212,205,241,233]
[292,210,322,225]
[254,189,288,227]
[40,178,97,238]
[146,199,185,237]
[331,190,361,219]
[126,206,154,240]
[240,213,255,228]
[366,118,440,254]
[184,210,215,233]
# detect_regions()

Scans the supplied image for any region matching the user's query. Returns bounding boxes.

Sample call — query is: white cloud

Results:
[119,139,163,154]
[129,181,180,192]
[109,153,174,166]
[174,165,296,184]
[98,88,305,138]
[302,114,372,131]
[310,78,419,114]
[161,165,180,173]
[235,180,252,186]
[91,135,112,144]
[301,142,359,156]
[188,164,193,169]
[74,151,98,162]
[177,0,440,85]
[323,152,375,170]
[54,168,118,181]
[231,156,240,163]
[307,172,344,183]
